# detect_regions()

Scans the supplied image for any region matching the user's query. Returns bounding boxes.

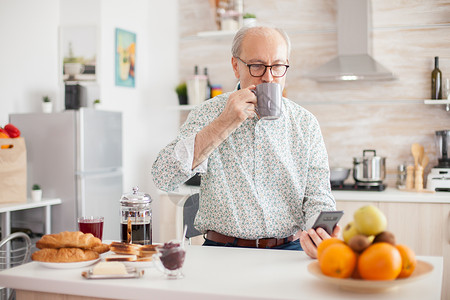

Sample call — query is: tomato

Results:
[4,123,20,138]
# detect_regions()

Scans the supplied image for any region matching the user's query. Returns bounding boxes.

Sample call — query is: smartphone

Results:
[311,210,344,235]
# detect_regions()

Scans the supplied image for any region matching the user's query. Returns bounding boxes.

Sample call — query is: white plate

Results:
[38,258,100,269]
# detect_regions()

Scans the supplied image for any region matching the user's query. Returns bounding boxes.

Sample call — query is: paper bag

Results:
[0,137,27,204]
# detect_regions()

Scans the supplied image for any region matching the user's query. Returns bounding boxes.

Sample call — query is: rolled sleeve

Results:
[152,95,225,192]
[174,134,208,174]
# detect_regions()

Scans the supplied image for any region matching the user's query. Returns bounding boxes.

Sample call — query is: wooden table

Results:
[0,245,443,300]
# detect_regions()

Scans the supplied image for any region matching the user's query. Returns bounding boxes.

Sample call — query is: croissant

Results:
[92,243,110,254]
[32,248,99,263]
[36,231,102,250]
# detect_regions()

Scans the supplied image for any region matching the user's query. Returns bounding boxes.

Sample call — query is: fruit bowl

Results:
[307,260,433,293]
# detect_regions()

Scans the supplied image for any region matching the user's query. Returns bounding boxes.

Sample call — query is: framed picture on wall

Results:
[115,28,136,88]
[59,26,97,82]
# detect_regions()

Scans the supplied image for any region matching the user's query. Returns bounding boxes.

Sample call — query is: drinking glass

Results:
[77,216,104,240]
[152,241,186,279]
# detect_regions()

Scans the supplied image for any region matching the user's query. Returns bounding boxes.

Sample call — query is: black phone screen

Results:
[311,210,344,235]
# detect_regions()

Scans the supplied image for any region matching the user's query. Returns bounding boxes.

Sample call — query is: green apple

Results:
[342,221,359,244]
[353,205,387,236]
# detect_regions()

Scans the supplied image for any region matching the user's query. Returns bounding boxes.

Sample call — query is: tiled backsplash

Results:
[178,0,450,187]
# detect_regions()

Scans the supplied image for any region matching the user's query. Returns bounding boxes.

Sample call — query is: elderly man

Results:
[152,25,340,258]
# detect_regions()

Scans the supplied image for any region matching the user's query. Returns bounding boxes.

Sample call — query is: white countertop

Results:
[0,198,62,213]
[0,246,443,300]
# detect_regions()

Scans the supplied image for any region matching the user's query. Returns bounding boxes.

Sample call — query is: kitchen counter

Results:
[0,245,443,300]
[332,188,450,204]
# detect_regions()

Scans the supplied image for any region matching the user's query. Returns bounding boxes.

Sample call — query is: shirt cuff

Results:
[174,134,208,174]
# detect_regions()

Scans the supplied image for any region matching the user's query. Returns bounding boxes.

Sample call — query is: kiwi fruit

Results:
[348,234,372,253]
[373,231,396,245]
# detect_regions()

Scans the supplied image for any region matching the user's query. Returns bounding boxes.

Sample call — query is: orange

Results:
[317,237,344,260]
[319,243,357,278]
[396,244,417,278]
[351,253,362,279]
[358,242,402,280]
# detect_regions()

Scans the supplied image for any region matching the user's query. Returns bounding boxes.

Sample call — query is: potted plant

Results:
[42,96,52,113]
[175,82,188,105]
[31,184,42,202]
[93,99,101,109]
[64,42,84,80]
[243,13,257,27]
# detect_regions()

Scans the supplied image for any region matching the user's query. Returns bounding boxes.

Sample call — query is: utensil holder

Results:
[414,166,424,190]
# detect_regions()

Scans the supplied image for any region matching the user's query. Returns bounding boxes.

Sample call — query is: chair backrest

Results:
[0,232,32,270]
[183,193,202,239]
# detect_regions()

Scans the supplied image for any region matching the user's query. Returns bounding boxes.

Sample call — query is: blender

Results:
[427,130,450,191]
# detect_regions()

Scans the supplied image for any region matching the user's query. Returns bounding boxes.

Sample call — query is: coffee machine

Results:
[427,130,450,192]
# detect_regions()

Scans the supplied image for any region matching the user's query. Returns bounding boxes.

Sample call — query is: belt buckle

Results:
[256,239,260,248]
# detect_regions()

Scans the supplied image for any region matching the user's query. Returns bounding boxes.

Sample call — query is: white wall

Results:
[0,0,60,122]
[0,0,180,242]
[98,0,180,242]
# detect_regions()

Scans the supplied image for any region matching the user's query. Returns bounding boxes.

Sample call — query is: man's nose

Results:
[261,67,274,82]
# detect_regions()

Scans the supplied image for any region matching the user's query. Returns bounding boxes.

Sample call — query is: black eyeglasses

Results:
[236,57,289,78]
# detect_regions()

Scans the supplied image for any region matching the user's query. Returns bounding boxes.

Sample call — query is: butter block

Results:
[93,261,127,275]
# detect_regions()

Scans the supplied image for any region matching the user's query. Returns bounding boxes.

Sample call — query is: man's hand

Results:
[299,225,341,259]
[218,85,257,127]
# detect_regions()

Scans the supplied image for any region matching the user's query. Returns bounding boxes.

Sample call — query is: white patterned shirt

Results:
[152,91,336,239]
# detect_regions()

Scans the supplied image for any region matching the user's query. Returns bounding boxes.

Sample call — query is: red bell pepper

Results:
[4,123,20,138]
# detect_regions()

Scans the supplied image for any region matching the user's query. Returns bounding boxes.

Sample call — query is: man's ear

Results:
[231,57,240,79]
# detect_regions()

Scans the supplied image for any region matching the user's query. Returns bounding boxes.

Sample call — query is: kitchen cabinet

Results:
[335,195,450,300]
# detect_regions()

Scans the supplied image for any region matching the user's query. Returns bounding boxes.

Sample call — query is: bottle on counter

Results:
[187,65,207,105]
[396,164,406,189]
[431,56,442,100]
[204,67,212,100]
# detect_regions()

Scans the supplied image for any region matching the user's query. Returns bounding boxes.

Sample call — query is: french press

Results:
[120,186,152,245]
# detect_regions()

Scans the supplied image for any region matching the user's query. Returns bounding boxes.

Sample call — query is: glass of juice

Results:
[77,216,104,240]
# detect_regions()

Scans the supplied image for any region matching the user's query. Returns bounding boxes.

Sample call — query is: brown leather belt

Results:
[205,230,295,249]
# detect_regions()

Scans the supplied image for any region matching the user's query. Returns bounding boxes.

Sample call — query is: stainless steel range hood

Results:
[306,0,395,82]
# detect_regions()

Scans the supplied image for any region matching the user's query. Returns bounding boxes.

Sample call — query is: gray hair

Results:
[231,25,291,60]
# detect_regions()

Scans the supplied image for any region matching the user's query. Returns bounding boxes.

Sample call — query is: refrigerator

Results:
[10,108,123,240]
